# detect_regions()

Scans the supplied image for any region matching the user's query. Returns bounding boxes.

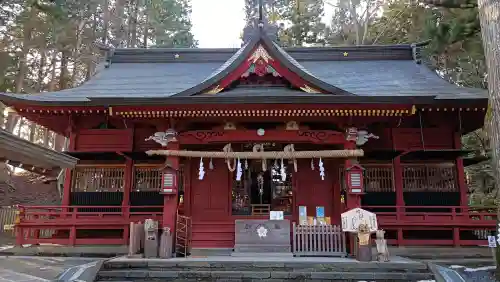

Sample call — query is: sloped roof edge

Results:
[0,129,79,170]
[169,27,355,97]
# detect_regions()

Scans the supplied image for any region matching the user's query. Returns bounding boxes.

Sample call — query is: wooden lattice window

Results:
[402,163,457,192]
[134,166,162,192]
[71,166,125,192]
[363,164,394,192]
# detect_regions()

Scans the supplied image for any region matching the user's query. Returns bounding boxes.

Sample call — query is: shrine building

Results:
[0,20,494,252]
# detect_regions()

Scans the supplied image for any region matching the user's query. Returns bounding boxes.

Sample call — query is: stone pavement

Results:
[0,256,97,281]
[0,269,50,282]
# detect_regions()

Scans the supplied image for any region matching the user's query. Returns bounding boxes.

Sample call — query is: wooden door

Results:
[294,160,338,222]
[190,159,230,221]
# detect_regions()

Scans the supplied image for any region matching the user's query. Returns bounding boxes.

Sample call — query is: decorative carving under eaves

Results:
[356,130,379,146]
[180,131,225,142]
[223,122,237,130]
[205,85,224,94]
[285,121,299,131]
[241,63,281,77]
[300,85,321,94]
[248,45,273,63]
[346,127,380,146]
[298,130,339,142]
[145,129,178,146]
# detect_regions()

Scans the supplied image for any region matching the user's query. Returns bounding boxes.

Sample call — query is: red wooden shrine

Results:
[0,23,493,249]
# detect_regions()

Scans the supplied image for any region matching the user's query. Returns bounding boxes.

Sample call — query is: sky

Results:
[191,0,335,48]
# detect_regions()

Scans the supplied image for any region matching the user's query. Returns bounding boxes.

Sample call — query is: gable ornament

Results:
[300,85,321,94]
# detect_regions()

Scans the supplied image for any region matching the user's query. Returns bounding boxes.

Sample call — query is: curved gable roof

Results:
[170,28,354,97]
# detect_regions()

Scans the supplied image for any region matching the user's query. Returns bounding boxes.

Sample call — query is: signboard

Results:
[316,206,325,225]
[162,173,174,187]
[488,236,497,248]
[341,208,378,233]
[270,211,284,220]
[160,170,177,194]
[316,206,325,218]
[299,206,307,225]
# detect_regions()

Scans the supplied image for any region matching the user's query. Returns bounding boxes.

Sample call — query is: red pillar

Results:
[343,140,361,256]
[454,132,467,247]
[62,132,76,207]
[162,142,180,233]
[393,157,404,246]
[344,141,361,209]
[122,159,133,244]
[454,133,468,209]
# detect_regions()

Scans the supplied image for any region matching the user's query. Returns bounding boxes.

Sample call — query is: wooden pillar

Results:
[344,139,360,256]
[62,132,76,207]
[344,141,361,209]
[184,159,192,217]
[393,157,404,246]
[454,133,468,210]
[122,158,133,244]
[454,132,466,247]
[162,142,180,233]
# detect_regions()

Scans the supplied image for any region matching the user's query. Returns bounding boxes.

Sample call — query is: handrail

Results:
[362,205,497,224]
[16,205,164,223]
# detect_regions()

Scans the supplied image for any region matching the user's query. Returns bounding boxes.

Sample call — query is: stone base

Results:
[234,244,291,254]
[357,245,372,262]
[231,251,293,257]
[190,248,232,257]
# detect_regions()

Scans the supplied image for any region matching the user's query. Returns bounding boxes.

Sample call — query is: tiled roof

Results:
[0,27,487,105]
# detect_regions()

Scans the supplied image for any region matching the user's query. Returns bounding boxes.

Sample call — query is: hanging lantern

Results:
[346,164,364,194]
[160,165,178,194]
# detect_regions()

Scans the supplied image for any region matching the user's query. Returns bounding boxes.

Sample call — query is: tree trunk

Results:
[43,127,50,147]
[54,134,66,152]
[37,48,47,92]
[128,0,138,47]
[16,117,25,137]
[29,122,36,142]
[59,50,70,90]
[477,0,500,278]
[143,0,149,48]
[102,0,110,44]
[48,51,58,91]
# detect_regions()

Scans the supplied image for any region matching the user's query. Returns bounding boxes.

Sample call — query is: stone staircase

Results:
[95,257,435,282]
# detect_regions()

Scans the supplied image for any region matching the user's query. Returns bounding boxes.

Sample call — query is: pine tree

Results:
[283,0,327,46]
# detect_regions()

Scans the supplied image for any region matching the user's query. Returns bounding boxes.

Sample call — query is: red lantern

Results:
[346,164,364,194]
[160,166,178,195]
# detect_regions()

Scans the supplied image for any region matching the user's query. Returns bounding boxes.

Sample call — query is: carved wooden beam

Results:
[177,129,346,145]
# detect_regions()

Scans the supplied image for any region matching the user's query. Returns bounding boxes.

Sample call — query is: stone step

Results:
[96,269,434,281]
[102,259,430,273]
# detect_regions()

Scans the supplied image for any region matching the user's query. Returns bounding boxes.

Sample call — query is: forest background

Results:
[0,0,492,205]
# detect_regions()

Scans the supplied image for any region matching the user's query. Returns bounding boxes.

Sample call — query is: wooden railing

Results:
[15,205,163,246]
[362,205,497,226]
[292,223,346,257]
